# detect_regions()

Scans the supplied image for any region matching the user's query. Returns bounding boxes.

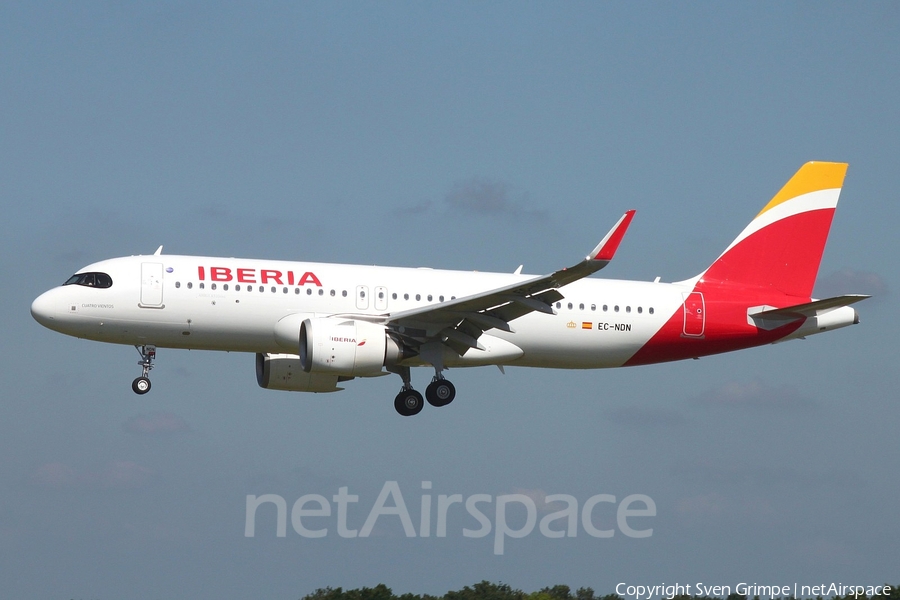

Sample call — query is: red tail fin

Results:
[698,162,848,299]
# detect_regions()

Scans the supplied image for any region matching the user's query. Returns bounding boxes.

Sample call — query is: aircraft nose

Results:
[31,290,58,327]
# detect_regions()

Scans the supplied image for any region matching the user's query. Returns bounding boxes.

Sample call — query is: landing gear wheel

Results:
[425,379,456,407]
[132,376,151,395]
[394,389,424,416]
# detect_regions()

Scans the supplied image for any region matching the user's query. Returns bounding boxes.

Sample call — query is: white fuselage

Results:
[32,254,687,369]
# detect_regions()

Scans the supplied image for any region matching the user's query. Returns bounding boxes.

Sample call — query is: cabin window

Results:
[342,290,348,297]
[187,282,193,289]
[392,293,397,300]
[318,289,324,296]
[626,306,631,313]
[637,307,642,314]
[223,284,229,291]
[211,283,217,290]
[199,283,205,289]
[614,305,619,312]
[579,303,584,310]
[235,284,241,291]
[591,304,596,311]
[175,282,181,288]
[439,295,444,302]
[404,293,409,300]
[649,307,654,315]
[415,294,421,301]
[283,287,288,294]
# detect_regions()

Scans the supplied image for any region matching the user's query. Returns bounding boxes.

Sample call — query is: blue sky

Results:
[2,3,898,599]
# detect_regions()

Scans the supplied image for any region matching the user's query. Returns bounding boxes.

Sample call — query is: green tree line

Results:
[301,581,900,600]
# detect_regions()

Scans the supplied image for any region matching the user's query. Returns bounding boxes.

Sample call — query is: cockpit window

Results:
[63,272,113,288]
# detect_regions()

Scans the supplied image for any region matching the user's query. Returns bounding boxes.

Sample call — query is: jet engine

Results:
[256,353,347,392]
[299,318,408,376]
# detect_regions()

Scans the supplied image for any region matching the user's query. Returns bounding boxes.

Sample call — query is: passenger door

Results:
[140,263,164,308]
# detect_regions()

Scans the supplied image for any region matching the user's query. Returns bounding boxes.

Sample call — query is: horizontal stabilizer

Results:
[754,294,870,320]
[748,294,869,330]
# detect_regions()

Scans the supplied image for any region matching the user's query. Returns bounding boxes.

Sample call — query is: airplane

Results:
[31,162,868,416]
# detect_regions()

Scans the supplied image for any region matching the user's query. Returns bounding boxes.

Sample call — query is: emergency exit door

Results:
[356,285,369,310]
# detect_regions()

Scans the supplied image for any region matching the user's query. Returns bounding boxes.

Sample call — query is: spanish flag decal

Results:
[582,322,592,330]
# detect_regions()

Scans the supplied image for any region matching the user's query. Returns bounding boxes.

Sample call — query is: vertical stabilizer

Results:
[698,162,848,299]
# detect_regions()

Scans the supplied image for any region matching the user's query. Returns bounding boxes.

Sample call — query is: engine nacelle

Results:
[256,353,344,393]
[299,318,404,376]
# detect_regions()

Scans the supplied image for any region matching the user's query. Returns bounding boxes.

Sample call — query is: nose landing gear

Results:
[132,345,156,395]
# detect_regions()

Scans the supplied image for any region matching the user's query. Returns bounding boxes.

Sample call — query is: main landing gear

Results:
[132,344,156,395]
[394,386,424,417]
[390,367,456,417]
[425,377,456,407]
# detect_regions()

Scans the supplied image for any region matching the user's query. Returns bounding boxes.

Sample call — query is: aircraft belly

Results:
[502,326,652,369]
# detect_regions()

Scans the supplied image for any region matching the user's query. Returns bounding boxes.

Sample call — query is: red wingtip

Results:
[594,209,636,261]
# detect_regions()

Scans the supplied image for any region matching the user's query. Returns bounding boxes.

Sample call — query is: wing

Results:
[371,210,635,356]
